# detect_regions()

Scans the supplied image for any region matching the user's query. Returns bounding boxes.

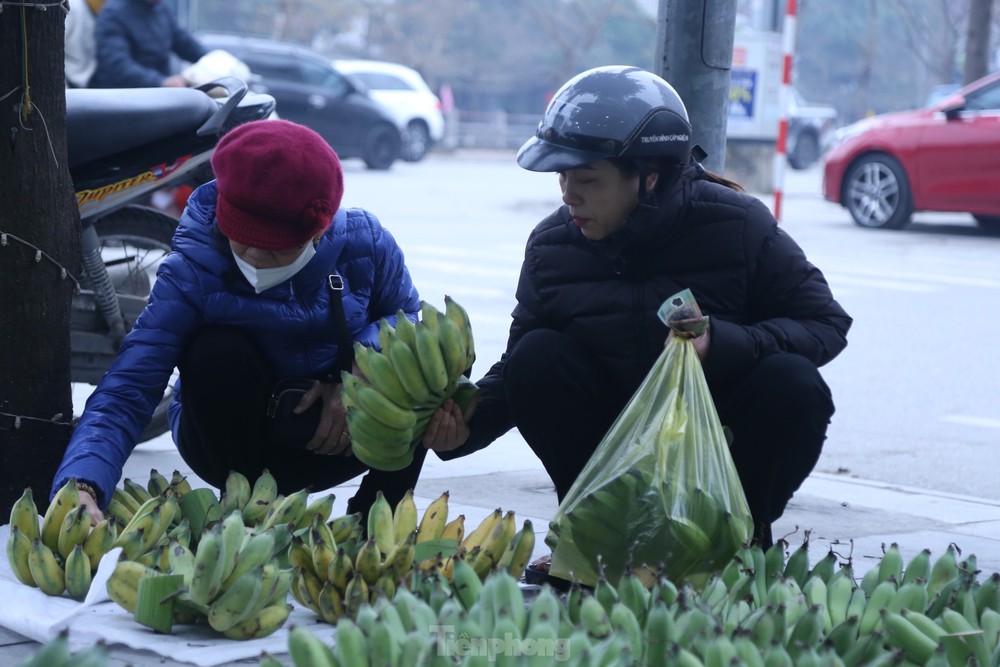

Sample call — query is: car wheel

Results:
[400,121,431,162]
[363,123,401,170]
[973,215,1000,232]
[842,154,914,229]
[788,131,820,170]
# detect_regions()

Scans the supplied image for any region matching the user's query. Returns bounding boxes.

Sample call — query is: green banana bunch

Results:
[341,299,477,473]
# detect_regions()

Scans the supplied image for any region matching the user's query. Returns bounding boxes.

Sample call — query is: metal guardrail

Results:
[451,110,539,150]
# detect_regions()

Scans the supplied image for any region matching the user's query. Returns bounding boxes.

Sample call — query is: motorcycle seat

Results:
[66,87,220,169]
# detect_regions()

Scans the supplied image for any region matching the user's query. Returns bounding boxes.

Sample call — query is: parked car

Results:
[787,88,838,170]
[333,59,445,162]
[823,71,1000,230]
[196,33,401,170]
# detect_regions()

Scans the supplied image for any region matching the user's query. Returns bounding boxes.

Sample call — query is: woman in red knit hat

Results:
[52,119,426,524]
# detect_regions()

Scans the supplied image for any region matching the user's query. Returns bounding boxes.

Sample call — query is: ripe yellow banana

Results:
[222,602,293,640]
[354,537,382,585]
[317,581,345,624]
[57,504,92,559]
[82,517,118,571]
[40,479,80,553]
[64,544,93,600]
[392,489,418,544]
[498,519,536,579]
[354,342,413,409]
[310,533,336,581]
[386,336,433,405]
[413,320,450,395]
[367,490,396,556]
[242,469,278,526]
[440,514,465,545]
[327,546,354,592]
[329,512,363,544]
[342,373,418,431]
[27,537,65,596]
[417,491,450,543]
[9,487,41,542]
[460,507,501,551]
[6,525,37,587]
[382,529,417,581]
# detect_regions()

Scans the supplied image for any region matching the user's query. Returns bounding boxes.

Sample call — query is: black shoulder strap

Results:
[328,274,355,374]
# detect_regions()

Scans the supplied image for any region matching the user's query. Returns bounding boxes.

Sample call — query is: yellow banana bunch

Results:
[6,484,120,598]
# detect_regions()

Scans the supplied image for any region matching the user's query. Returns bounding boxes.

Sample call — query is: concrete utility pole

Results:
[654,0,738,174]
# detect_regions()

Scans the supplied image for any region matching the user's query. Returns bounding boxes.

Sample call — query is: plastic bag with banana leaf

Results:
[546,289,753,588]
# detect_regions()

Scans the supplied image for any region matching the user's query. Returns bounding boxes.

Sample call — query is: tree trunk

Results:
[0,6,80,516]
[963,0,993,84]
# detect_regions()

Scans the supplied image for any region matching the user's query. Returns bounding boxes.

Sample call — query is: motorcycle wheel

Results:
[89,206,177,443]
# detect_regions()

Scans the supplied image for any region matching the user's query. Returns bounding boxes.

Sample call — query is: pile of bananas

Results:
[548,467,751,589]
[276,537,1000,667]
[6,482,118,599]
[343,297,478,471]
[281,568,541,667]
[105,507,296,639]
[289,488,536,626]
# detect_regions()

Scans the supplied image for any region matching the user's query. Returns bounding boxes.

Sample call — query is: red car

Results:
[822,71,1000,230]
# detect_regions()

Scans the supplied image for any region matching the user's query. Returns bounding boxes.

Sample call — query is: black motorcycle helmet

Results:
[517,65,693,173]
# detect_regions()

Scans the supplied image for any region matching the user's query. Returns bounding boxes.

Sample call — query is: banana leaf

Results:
[547,290,752,588]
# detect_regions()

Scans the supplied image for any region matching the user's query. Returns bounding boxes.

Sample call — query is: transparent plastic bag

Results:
[546,290,753,587]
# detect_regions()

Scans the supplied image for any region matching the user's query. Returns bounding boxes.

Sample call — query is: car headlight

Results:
[831,120,872,146]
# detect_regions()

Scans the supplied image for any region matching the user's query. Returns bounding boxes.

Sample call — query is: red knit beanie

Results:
[212,119,344,250]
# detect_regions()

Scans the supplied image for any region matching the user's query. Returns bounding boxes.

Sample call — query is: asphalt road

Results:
[339,150,1000,502]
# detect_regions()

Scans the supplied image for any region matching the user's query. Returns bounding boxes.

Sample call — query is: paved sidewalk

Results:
[3,432,1000,666]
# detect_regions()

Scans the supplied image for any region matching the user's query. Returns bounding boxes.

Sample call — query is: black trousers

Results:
[174,326,426,522]
[503,329,834,549]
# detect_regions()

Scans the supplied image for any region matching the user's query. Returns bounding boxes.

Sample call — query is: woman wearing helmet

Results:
[424,66,851,553]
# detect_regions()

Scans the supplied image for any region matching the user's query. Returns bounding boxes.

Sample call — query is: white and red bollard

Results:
[773,0,798,223]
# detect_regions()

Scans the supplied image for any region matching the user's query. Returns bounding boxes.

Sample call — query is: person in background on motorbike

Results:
[52,119,427,524]
[422,66,852,553]
[64,0,106,88]
[90,0,206,88]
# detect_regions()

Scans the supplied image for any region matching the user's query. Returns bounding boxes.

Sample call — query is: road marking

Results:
[941,415,1000,429]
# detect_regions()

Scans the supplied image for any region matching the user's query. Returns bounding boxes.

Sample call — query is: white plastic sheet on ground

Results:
[0,524,332,666]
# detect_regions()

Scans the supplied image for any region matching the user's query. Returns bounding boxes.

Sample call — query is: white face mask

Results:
[232,242,316,294]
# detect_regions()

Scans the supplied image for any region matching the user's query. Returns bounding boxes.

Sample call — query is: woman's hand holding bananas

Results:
[421,398,470,453]
[298,380,352,457]
[76,487,105,525]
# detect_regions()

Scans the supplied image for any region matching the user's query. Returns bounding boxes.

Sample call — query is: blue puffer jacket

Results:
[52,181,421,506]
[91,0,206,88]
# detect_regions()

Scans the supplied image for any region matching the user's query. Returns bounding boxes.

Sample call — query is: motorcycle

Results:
[68,77,276,442]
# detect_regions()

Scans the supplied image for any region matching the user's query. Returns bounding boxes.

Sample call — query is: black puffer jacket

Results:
[440,169,852,460]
